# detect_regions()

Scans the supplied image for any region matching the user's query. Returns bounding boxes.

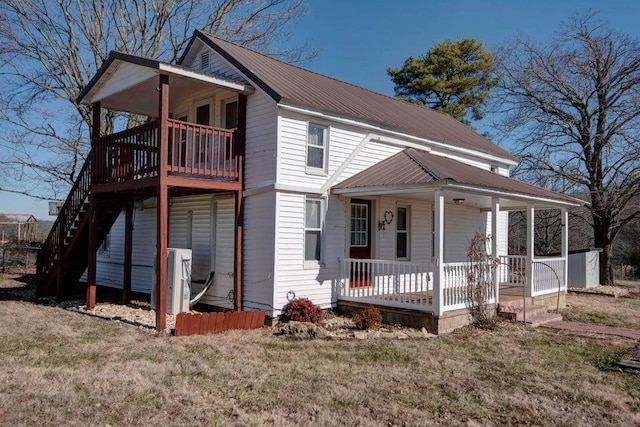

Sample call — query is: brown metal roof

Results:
[333,148,585,206]
[194,32,518,163]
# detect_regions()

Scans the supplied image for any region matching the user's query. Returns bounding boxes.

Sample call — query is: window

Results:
[99,232,111,257]
[350,203,368,247]
[305,198,323,262]
[396,206,409,259]
[223,100,238,129]
[306,124,327,172]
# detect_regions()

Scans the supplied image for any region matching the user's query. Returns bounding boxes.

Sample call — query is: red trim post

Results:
[233,94,247,312]
[86,195,97,310]
[156,75,170,331]
[86,102,101,309]
[122,202,133,304]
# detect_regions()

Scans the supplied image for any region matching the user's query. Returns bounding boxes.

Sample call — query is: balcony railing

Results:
[92,120,239,185]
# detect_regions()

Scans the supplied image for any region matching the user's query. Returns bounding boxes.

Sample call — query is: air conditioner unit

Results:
[152,248,192,315]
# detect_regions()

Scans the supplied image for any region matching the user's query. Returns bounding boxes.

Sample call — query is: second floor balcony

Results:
[92,119,239,187]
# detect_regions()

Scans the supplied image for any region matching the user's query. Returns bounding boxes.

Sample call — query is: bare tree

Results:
[495,13,640,285]
[0,0,314,200]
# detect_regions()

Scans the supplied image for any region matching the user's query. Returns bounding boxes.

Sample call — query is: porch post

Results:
[86,101,101,310]
[525,203,535,297]
[233,94,247,312]
[155,74,169,331]
[433,190,445,315]
[122,202,133,305]
[561,207,568,291]
[491,197,500,304]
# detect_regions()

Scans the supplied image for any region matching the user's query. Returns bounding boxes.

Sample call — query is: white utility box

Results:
[152,248,192,314]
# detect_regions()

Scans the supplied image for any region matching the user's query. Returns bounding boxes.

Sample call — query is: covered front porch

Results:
[332,148,583,332]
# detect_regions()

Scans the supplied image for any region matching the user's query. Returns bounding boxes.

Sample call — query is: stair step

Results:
[525,312,563,327]
[498,304,549,322]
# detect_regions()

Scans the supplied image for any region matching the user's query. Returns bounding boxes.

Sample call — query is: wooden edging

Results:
[174,310,265,337]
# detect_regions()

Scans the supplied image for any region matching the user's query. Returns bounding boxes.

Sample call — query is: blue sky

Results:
[3,0,640,219]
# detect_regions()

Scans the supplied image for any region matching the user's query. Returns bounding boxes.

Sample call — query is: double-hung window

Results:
[306,124,327,173]
[305,198,323,263]
[396,206,409,259]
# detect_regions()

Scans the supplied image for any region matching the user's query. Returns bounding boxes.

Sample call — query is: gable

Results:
[181,38,247,83]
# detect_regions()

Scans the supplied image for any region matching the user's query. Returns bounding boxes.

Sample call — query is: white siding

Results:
[245,92,277,189]
[183,45,247,82]
[242,191,277,313]
[88,194,235,310]
[273,193,337,313]
[443,205,488,263]
[277,112,402,190]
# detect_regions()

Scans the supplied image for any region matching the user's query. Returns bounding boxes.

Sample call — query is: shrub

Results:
[282,298,323,323]
[352,306,383,330]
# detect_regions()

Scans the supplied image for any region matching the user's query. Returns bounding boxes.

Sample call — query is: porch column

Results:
[86,101,101,310]
[233,94,247,312]
[561,207,568,291]
[155,74,169,331]
[122,202,133,305]
[525,203,535,297]
[433,190,445,315]
[491,198,500,303]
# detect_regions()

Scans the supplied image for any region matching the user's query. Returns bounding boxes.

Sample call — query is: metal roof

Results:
[194,32,519,163]
[333,148,585,206]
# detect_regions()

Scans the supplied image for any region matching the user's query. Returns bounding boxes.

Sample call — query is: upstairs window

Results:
[306,124,327,173]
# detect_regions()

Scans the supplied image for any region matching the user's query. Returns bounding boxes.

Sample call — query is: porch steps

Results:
[498,296,562,326]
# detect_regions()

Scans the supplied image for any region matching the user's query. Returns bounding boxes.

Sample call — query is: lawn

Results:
[1,274,639,426]
[562,280,640,329]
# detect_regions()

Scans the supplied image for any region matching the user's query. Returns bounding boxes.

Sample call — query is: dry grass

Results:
[563,280,640,329]
[1,274,639,426]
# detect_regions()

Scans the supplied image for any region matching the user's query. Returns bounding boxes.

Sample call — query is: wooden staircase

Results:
[36,153,122,298]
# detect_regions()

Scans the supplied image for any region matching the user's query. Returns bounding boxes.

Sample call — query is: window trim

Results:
[396,204,410,260]
[304,197,325,267]
[221,97,238,129]
[305,122,328,175]
[350,202,369,248]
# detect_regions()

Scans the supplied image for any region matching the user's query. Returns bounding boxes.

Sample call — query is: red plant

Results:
[353,306,383,330]
[283,298,323,323]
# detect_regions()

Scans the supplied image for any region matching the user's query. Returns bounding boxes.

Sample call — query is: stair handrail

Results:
[36,152,92,287]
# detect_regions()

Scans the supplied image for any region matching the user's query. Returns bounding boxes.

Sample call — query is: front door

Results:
[349,199,372,287]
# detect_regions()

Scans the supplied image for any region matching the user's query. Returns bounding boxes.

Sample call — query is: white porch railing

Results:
[338,258,433,312]
[441,262,496,311]
[337,256,564,315]
[533,257,566,296]
[498,255,527,286]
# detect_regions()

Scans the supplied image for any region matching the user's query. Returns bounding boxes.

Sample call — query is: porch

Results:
[330,148,583,332]
[337,255,567,317]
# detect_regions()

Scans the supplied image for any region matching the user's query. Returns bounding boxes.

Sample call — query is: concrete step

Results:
[525,312,563,327]
[498,297,533,312]
[498,304,549,322]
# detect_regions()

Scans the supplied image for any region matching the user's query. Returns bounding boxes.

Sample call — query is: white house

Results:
[36,31,584,333]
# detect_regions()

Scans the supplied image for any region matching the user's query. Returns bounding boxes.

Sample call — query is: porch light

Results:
[453,198,465,205]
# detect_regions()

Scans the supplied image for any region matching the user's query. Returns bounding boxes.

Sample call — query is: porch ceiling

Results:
[77,51,254,117]
[332,148,587,210]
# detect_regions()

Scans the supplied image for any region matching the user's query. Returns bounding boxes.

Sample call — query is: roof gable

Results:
[191,31,518,163]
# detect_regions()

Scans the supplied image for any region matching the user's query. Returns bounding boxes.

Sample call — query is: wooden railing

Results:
[167,119,238,179]
[338,258,433,311]
[93,122,158,184]
[36,154,92,291]
[441,261,496,311]
[92,120,239,185]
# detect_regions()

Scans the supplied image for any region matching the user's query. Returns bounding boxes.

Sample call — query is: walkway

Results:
[542,321,640,340]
